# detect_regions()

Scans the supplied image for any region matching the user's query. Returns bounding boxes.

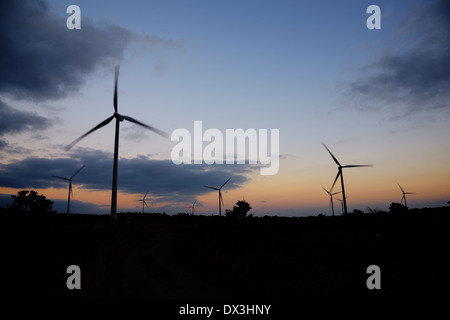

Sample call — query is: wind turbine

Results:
[322,186,341,217]
[136,191,149,213]
[65,66,168,224]
[335,196,349,215]
[204,177,231,216]
[398,183,415,208]
[322,143,372,215]
[52,165,85,214]
[186,200,198,215]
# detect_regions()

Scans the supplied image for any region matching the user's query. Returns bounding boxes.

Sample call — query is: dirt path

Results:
[119,232,229,300]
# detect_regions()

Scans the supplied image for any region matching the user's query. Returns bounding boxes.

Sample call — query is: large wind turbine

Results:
[65,66,168,224]
[53,165,85,214]
[322,186,341,217]
[186,200,198,215]
[204,177,231,216]
[136,191,149,213]
[322,143,372,215]
[398,183,415,208]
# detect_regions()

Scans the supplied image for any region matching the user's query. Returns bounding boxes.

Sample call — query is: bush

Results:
[6,190,56,215]
[225,200,252,218]
[350,209,364,216]
[389,202,408,215]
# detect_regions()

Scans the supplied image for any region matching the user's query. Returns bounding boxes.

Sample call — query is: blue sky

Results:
[1,0,449,216]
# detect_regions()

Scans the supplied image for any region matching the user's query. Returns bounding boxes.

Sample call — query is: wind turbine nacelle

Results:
[114,113,124,121]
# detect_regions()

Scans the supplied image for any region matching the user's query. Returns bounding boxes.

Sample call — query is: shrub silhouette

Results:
[7,190,55,214]
[350,209,364,216]
[389,202,408,214]
[225,200,252,218]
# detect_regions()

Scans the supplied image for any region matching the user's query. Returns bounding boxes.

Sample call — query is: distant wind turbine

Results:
[186,200,198,215]
[335,196,349,215]
[322,186,341,217]
[53,165,85,214]
[136,191,149,213]
[65,66,168,224]
[398,183,416,208]
[204,177,231,216]
[322,143,372,215]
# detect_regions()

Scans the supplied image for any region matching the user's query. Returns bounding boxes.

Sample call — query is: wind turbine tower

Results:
[322,186,341,217]
[204,177,231,216]
[65,66,168,224]
[52,165,85,214]
[322,143,372,215]
[398,183,416,208]
[186,200,198,215]
[136,191,149,213]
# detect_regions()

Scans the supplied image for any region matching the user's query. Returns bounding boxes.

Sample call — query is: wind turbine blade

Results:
[121,115,169,138]
[71,165,85,179]
[330,170,341,192]
[53,175,70,181]
[321,187,331,196]
[204,185,219,190]
[342,165,372,168]
[329,198,332,207]
[220,177,231,189]
[144,200,149,208]
[193,200,197,206]
[332,191,341,196]
[65,115,115,151]
[322,143,341,167]
[114,65,119,113]
[70,183,74,198]
[405,192,416,194]
[143,191,149,200]
[397,183,405,193]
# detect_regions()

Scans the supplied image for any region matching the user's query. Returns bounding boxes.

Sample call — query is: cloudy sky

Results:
[1,0,449,216]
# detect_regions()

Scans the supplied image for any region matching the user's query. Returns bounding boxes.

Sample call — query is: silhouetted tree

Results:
[367,207,388,215]
[447,201,450,207]
[389,202,408,215]
[7,190,55,214]
[350,209,364,216]
[225,200,252,218]
[366,207,383,214]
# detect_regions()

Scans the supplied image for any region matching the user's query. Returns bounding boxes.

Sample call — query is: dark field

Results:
[2,207,450,300]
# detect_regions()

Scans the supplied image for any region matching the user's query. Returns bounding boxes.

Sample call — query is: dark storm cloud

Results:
[0,148,256,203]
[0,0,131,100]
[0,99,52,135]
[346,0,450,114]
[0,0,172,101]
